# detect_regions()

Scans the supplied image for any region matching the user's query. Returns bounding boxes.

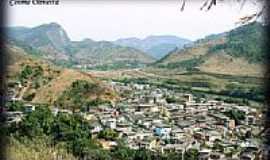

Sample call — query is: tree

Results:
[166,152,183,160]
[184,148,199,160]
[5,101,24,111]
[111,142,135,160]
[18,107,54,137]
[97,129,119,141]
[225,109,246,125]
[134,148,152,160]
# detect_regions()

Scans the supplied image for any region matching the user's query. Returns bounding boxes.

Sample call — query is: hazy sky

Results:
[6,0,261,41]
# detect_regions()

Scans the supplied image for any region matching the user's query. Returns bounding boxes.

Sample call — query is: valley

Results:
[3,21,267,160]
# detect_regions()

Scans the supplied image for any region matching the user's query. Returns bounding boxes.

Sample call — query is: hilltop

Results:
[6,44,118,108]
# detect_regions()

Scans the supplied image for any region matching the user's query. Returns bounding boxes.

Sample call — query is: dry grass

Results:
[155,36,263,77]
[6,44,118,106]
[6,45,61,79]
[161,45,208,64]
[7,137,77,160]
[33,68,118,105]
[33,69,95,104]
[199,53,264,77]
[159,37,226,65]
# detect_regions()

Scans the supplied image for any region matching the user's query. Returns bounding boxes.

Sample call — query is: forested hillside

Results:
[153,22,265,77]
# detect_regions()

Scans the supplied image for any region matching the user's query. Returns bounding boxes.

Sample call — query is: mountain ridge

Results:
[7,22,155,69]
[114,35,192,59]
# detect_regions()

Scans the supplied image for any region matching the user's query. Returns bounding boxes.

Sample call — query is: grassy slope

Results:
[199,53,264,77]
[6,44,118,106]
[154,23,264,77]
[155,40,263,77]
[156,37,225,65]
[7,137,77,160]
[33,69,118,105]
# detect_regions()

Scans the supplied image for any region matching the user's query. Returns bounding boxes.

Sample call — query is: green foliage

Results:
[184,148,199,160]
[5,101,25,112]
[133,149,152,160]
[111,143,136,160]
[163,79,213,89]
[97,129,119,141]
[208,22,266,63]
[9,39,44,58]
[9,107,100,158]
[19,65,44,84]
[219,97,249,106]
[52,113,91,141]
[71,80,98,92]
[56,80,109,110]
[88,61,145,71]
[190,81,212,88]
[117,77,149,85]
[17,107,54,137]
[52,113,101,157]
[17,64,53,101]
[166,96,177,103]
[53,59,77,68]
[225,109,246,125]
[157,58,204,70]
[165,152,183,160]
[222,84,264,102]
[213,140,224,152]
[6,105,199,159]
[20,65,33,80]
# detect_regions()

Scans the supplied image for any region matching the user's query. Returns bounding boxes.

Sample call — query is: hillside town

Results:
[4,80,267,160]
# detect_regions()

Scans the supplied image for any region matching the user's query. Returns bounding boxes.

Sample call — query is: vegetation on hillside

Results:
[7,23,155,70]
[7,136,77,160]
[98,129,119,141]
[6,106,195,160]
[86,61,146,71]
[5,21,265,160]
[7,106,100,158]
[208,22,265,63]
[16,63,60,101]
[55,80,112,110]
[155,57,204,71]
[8,39,44,58]
[153,22,265,77]
[6,44,118,107]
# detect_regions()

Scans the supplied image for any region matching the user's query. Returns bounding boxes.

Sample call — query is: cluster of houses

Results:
[4,80,268,159]
[98,81,264,160]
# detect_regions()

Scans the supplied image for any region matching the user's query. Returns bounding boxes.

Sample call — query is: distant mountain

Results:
[7,23,71,60]
[7,23,155,70]
[69,39,155,69]
[154,22,265,77]
[114,35,192,59]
